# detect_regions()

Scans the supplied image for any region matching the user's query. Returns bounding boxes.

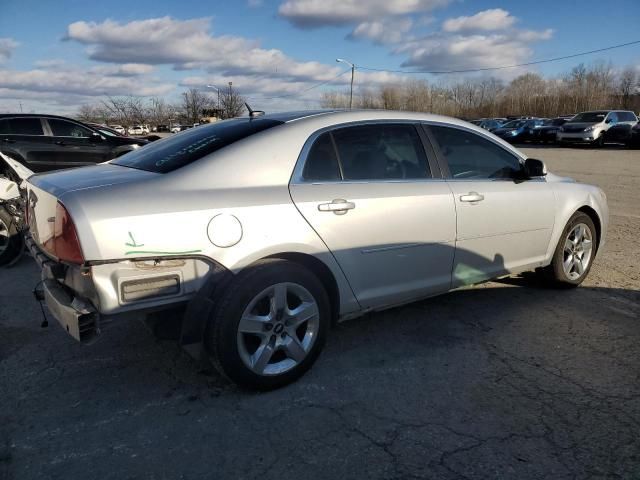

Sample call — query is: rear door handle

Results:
[459,192,484,203]
[2,138,15,144]
[318,199,356,215]
[54,141,66,146]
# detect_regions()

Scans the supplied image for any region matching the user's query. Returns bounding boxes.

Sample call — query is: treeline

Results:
[77,88,246,126]
[322,62,640,118]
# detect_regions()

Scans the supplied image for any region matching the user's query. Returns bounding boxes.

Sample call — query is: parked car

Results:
[627,122,640,148]
[156,125,170,133]
[170,125,182,133]
[26,110,608,389]
[0,152,32,265]
[109,125,126,135]
[127,125,145,135]
[532,118,568,144]
[557,110,638,146]
[470,118,504,131]
[0,114,149,173]
[491,118,545,143]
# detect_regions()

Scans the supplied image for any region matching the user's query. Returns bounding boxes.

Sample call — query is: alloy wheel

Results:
[236,282,320,376]
[562,223,593,280]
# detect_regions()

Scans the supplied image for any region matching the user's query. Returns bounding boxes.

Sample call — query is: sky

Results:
[0,0,639,115]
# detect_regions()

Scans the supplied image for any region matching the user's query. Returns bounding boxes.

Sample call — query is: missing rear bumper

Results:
[41,279,98,343]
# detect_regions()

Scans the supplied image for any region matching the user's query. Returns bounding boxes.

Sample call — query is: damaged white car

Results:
[26,110,608,389]
[0,152,32,265]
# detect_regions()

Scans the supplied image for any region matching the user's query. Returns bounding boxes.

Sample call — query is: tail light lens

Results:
[42,202,85,264]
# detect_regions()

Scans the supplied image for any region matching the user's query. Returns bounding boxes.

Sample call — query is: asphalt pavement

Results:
[1,145,638,480]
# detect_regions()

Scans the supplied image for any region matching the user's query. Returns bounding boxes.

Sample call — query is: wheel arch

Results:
[264,252,340,326]
[576,205,601,250]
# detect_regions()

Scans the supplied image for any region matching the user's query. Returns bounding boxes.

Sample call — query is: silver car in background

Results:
[557,110,638,146]
[26,110,608,389]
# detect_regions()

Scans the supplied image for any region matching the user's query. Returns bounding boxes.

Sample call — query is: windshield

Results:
[502,120,525,129]
[112,118,283,173]
[569,112,608,123]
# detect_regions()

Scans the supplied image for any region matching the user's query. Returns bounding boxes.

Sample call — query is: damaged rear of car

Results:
[0,152,32,266]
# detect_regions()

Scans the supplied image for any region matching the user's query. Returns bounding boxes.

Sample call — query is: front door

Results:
[290,123,457,309]
[427,124,555,287]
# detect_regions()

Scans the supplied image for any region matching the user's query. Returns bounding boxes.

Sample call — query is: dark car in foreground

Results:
[0,114,149,172]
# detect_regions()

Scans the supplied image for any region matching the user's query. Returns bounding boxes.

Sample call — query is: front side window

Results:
[7,118,44,135]
[0,119,9,134]
[430,125,522,180]
[331,124,431,181]
[606,112,618,124]
[48,119,92,138]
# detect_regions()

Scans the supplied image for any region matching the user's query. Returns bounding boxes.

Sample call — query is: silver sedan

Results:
[26,110,608,389]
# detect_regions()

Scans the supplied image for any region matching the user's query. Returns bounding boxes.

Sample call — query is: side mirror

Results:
[605,118,613,124]
[91,132,104,142]
[524,158,547,178]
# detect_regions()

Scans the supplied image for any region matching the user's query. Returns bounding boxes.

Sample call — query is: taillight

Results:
[43,202,85,264]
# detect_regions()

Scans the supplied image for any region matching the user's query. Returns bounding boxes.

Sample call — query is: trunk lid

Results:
[26,164,157,250]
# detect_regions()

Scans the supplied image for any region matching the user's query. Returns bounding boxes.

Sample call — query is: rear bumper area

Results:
[26,234,100,343]
[41,279,98,343]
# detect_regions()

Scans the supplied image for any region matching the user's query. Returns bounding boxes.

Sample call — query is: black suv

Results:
[0,114,148,172]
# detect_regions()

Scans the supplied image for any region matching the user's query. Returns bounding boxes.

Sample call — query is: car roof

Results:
[0,113,88,122]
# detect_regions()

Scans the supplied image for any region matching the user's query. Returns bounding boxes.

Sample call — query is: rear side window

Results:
[112,118,283,173]
[302,132,341,181]
[430,125,521,180]
[48,119,92,138]
[3,118,44,135]
[618,112,637,122]
[332,124,431,180]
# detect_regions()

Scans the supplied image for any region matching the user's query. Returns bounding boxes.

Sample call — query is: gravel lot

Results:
[1,145,639,480]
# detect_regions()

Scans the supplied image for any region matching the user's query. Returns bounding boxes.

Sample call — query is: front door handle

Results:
[54,141,66,146]
[459,192,484,203]
[318,199,356,215]
[2,138,15,144]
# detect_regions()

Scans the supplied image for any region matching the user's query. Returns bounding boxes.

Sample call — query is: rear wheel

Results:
[0,207,23,266]
[539,212,596,287]
[204,259,330,390]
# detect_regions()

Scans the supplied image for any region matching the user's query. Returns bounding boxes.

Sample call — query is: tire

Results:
[539,212,597,288]
[204,259,330,390]
[0,207,23,266]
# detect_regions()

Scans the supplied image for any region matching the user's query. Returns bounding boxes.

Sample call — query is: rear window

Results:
[0,117,44,135]
[112,118,283,173]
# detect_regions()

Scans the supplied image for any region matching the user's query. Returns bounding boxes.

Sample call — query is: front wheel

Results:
[204,259,330,390]
[540,212,597,287]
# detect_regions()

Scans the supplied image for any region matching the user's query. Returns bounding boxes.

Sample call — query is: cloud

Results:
[65,16,346,84]
[278,0,450,28]
[443,8,516,33]
[0,67,173,97]
[0,38,19,62]
[396,28,553,72]
[88,63,154,76]
[349,18,413,45]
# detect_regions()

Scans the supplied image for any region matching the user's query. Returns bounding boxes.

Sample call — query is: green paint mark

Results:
[125,249,202,256]
[125,231,144,248]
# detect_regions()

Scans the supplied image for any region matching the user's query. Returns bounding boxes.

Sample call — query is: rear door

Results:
[0,117,52,172]
[43,118,111,168]
[427,124,555,287]
[290,122,457,309]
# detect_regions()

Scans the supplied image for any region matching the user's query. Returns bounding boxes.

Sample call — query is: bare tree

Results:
[617,67,638,109]
[181,88,214,125]
[219,86,246,119]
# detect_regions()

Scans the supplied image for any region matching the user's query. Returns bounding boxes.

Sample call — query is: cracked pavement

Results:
[1,146,639,480]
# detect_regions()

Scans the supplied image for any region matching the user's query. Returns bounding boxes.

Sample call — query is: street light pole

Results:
[206,84,221,120]
[336,58,355,109]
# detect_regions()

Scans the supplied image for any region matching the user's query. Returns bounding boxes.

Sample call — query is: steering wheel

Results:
[386,159,407,178]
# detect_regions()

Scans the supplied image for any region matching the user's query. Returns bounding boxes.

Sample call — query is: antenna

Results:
[245,102,265,118]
